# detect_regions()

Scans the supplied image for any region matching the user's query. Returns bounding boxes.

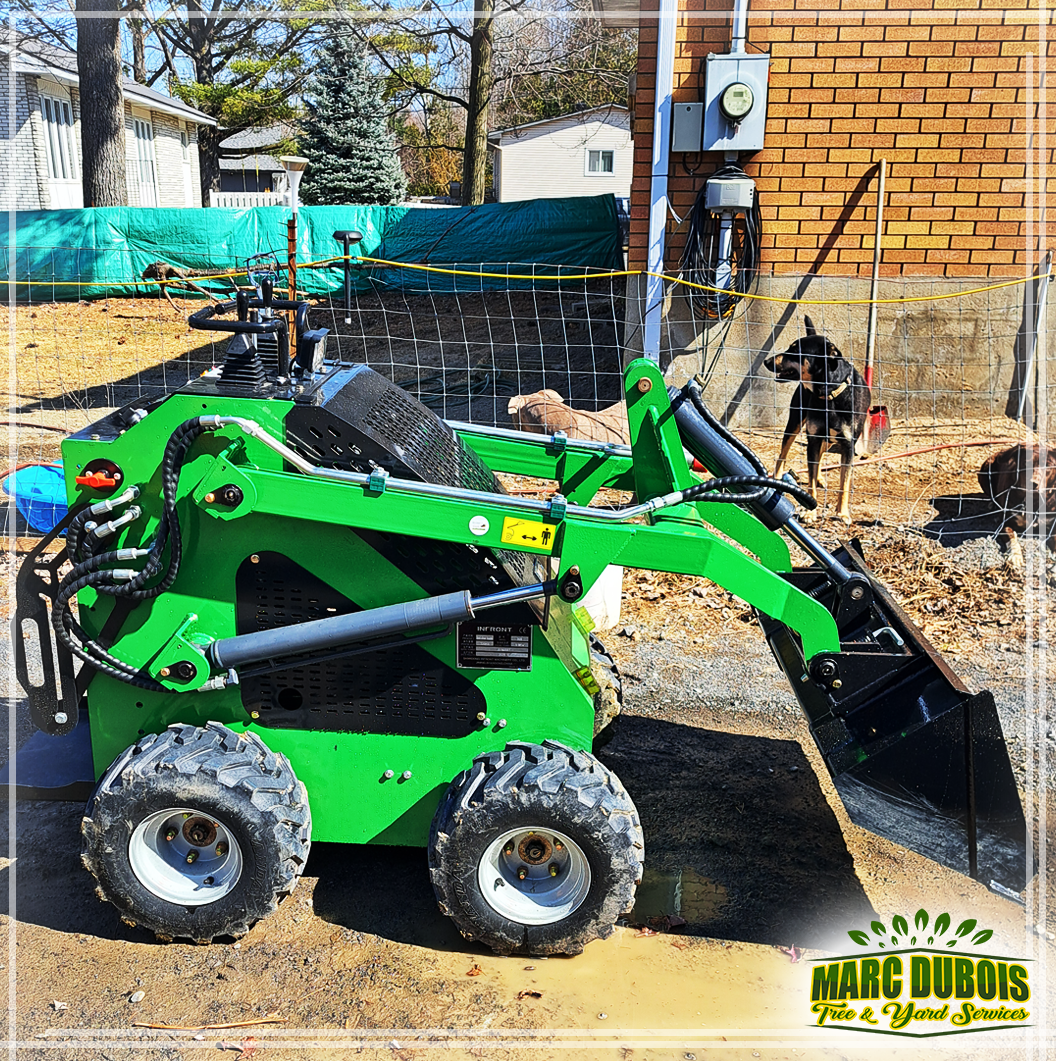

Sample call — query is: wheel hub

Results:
[478,827,591,926]
[129,807,243,907]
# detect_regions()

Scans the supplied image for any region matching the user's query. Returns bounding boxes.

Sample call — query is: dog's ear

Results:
[803,316,817,336]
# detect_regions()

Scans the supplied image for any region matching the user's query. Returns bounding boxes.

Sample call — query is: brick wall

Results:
[629,5,1054,276]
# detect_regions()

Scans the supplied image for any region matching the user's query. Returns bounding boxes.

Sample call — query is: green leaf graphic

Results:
[871,921,886,937]
[935,912,951,936]
[955,919,977,937]
[915,909,929,932]
[892,915,909,936]
[972,930,994,946]
[848,931,871,946]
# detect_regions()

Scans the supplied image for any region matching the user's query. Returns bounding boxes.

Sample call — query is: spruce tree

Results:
[298,36,407,206]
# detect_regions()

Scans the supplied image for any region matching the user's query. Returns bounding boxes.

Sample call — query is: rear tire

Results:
[81,722,311,942]
[428,740,643,955]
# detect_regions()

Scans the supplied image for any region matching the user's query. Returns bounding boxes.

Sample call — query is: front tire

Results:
[81,722,311,942]
[428,741,643,955]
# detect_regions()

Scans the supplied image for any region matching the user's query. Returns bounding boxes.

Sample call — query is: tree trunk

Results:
[197,123,222,205]
[461,0,494,206]
[129,9,147,84]
[76,0,127,207]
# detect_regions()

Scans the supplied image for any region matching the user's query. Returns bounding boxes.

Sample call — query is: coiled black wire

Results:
[53,418,219,690]
[679,160,762,320]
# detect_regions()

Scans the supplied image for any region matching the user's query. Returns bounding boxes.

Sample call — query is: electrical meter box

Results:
[702,52,769,153]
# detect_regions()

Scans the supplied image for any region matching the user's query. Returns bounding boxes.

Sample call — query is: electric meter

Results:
[719,82,754,122]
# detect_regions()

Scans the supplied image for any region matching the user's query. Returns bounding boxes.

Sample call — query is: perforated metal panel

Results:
[285,365,539,595]
[236,552,484,736]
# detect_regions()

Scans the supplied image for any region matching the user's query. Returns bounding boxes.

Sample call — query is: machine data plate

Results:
[457,623,532,671]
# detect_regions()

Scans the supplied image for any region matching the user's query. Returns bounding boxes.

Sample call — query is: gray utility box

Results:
[672,102,704,153]
[702,52,769,153]
[705,176,755,211]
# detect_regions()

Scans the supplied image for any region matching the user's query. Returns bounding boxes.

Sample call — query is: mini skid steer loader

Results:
[13,279,1029,955]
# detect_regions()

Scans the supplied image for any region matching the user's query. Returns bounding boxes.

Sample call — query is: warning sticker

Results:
[457,623,533,671]
[500,516,558,552]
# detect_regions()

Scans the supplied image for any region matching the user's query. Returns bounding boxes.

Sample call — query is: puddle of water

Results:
[631,864,728,926]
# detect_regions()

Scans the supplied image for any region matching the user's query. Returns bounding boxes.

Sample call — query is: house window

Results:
[180,129,194,206]
[133,117,159,207]
[40,94,77,182]
[586,149,615,175]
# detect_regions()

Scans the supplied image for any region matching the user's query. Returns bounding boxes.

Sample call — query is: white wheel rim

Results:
[478,827,591,925]
[128,807,243,906]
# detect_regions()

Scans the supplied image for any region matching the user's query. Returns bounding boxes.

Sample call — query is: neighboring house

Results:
[488,106,632,204]
[218,123,296,200]
[0,33,215,210]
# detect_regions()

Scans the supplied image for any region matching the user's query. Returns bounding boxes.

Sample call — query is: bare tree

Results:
[76,0,128,206]
[358,0,635,206]
[142,1,321,201]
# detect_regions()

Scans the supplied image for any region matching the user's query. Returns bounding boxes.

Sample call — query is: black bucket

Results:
[758,540,1027,894]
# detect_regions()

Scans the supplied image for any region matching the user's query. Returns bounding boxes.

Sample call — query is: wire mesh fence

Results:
[3,249,1051,546]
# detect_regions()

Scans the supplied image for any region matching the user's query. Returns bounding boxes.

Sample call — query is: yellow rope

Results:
[4,253,1052,307]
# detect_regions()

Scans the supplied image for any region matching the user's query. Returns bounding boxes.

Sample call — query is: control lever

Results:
[332,230,363,324]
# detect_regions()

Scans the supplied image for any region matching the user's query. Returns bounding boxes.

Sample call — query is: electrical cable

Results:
[678,159,762,320]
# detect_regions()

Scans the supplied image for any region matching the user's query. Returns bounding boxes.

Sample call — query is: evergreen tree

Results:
[298,36,407,206]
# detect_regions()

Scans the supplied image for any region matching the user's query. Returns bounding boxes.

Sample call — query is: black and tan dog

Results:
[764,317,870,524]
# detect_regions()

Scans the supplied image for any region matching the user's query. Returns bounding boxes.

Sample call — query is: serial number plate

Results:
[457,622,532,672]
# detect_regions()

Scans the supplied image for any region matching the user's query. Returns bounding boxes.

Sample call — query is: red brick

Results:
[956,40,1002,55]
[857,73,905,87]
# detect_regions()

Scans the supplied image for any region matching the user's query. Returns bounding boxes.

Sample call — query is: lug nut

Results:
[164,828,178,842]
[517,866,529,881]
[553,840,563,851]
[185,850,199,864]
[549,863,560,877]
[215,843,227,857]
[504,842,515,856]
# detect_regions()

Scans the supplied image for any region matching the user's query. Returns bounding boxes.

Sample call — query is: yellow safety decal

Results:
[572,606,596,635]
[500,516,558,552]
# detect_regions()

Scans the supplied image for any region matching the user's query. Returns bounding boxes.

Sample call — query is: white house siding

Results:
[495,111,632,203]
[0,69,49,211]
[151,110,202,207]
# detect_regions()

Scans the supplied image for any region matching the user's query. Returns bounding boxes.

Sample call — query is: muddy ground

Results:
[1,295,1053,1058]
[1,551,1053,1060]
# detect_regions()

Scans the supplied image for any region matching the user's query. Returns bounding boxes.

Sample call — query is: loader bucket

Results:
[757,541,1028,895]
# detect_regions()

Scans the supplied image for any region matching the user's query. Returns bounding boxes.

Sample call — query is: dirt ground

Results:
[1,296,1053,1059]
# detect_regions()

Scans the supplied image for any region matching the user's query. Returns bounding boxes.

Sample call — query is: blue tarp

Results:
[2,195,622,300]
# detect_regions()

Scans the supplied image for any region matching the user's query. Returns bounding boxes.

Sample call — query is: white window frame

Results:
[40,89,78,181]
[180,127,194,206]
[133,113,160,207]
[584,147,616,177]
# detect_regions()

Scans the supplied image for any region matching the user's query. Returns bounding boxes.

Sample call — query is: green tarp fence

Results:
[2,195,622,301]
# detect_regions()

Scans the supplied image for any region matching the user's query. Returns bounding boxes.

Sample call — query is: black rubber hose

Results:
[686,378,768,478]
[681,473,817,510]
[52,417,218,689]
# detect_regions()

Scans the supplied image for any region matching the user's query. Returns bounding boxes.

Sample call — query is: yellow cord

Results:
[5,252,1052,308]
